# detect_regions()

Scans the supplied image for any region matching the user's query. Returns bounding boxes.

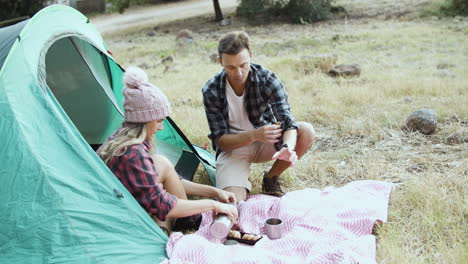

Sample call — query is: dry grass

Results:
[103,0,467,262]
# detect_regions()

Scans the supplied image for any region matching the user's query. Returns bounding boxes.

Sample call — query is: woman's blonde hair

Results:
[98,123,154,164]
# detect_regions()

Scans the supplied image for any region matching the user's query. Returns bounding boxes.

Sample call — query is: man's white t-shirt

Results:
[225,78,255,134]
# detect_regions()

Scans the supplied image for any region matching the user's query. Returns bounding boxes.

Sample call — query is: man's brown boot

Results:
[262,173,285,197]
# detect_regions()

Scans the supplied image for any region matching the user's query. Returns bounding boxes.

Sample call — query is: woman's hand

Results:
[215,189,237,204]
[213,201,238,224]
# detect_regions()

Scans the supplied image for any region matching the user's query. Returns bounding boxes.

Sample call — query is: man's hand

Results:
[215,189,237,204]
[272,146,298,166]
[255,124,282,143]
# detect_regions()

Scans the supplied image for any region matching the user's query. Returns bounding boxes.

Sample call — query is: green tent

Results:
[0,5,215,263]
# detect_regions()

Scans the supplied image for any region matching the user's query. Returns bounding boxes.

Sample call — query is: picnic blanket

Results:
[162,180,393,264]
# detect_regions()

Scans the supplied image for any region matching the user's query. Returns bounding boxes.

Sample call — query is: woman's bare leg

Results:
[151,154,188,232]
[153,154,188,200]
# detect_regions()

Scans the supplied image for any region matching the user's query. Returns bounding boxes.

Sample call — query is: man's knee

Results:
[297,121,315,144]
[224,186,247,202]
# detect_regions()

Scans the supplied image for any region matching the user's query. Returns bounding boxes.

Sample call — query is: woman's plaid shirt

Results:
[107,141,177,221]
[202,63,298,152]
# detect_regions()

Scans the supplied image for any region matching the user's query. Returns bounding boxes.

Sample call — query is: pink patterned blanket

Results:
[162,180,392,264]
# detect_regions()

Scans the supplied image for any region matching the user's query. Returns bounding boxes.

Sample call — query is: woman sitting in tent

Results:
[98,67,238,234]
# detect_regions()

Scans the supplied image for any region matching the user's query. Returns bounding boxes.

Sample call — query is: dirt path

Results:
[90,0,237,34]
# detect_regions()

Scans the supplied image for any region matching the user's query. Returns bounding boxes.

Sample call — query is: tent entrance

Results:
[45,36,123,145]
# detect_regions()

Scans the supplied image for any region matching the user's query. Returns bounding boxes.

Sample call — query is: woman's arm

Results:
[181,179,237,203]
[166,199,238,222]
[181,179,217,197]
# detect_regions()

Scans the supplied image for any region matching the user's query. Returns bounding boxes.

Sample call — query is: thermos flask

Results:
[209,203,236,239]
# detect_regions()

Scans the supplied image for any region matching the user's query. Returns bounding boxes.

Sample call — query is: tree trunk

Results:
[213,0,223,21]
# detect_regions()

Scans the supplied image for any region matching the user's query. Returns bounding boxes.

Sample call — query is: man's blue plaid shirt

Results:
[202,63,298,152]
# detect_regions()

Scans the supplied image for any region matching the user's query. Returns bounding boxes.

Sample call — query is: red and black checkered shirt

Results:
[107,141,177,221]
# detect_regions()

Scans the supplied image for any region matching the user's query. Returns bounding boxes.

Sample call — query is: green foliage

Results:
[237,0,284,21]
[109,0,130,14]
[285,0,332,23]
[0,0,47,21]
[426,0,468,17]
[107,0,184,14]
[440,0,468,16]
[237,0,333,24]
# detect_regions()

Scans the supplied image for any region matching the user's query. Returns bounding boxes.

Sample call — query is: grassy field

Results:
[103,0,467,262]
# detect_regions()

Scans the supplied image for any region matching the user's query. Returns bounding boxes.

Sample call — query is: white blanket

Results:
[163,180,393,264]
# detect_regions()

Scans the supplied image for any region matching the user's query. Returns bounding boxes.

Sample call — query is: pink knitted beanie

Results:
[122,66,171,123]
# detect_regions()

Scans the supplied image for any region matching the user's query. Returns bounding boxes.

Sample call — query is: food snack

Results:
[251,234,261,240]
[242,234,252,240]
[228,230,241,239]
[227,230,263,246]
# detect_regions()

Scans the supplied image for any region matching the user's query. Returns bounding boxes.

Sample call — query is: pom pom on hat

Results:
[123,66,148,89]
[122,66,171,123]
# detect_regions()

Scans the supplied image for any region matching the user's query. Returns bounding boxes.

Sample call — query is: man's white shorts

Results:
[215,141,277,191]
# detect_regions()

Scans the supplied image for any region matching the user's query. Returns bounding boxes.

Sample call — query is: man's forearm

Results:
[282,129,297,150]
[215,131,257,152]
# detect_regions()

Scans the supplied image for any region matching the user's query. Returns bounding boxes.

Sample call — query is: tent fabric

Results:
[0,5,217,263]
[164,117,217,185]
[0,19,28,70]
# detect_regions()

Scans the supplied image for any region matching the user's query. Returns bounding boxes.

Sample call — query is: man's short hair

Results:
[218,31,251,57]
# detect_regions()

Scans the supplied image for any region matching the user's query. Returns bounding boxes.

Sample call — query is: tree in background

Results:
[213,0,224,21]
[0,0,47,22]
